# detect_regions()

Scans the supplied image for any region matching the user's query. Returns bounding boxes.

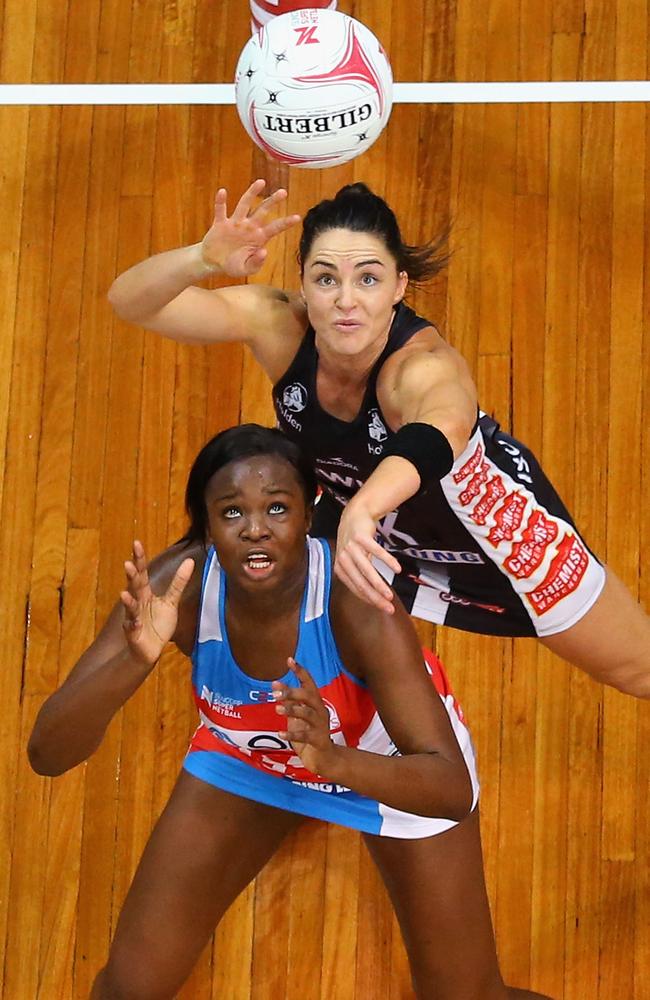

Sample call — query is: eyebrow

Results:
[310,258,386,270]
[211,486,294,502]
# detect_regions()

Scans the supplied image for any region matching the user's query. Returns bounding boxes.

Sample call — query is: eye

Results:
[223,506,241,519]
[316,273,335,286]
[268,502,287,515]
[360,273,378,286]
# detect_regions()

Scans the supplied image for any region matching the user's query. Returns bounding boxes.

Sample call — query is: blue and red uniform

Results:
[184,537,479,839]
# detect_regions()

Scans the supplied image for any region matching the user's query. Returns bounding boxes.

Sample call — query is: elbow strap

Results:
[382,423,454,487]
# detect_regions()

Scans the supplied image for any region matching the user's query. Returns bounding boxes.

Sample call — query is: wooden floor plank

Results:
[1,3,649,997]
[0,103,60,988]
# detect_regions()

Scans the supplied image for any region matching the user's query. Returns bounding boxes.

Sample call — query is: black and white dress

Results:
[273,302,605,637]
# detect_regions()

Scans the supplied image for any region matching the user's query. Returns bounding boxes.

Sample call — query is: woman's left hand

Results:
[272,659,337,775]
[334,501,402,614]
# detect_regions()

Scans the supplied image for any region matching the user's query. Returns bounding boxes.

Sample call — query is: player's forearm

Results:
[27,649,153,776]
[108,243,218,323]
[347,456,422,521]
[319,744,473,821]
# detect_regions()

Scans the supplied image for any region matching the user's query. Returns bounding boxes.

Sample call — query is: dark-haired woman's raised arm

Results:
[107,181,305,379]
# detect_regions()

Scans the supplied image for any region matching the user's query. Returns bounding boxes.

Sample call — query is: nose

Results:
[335,280,355,311]
[241,515,271,541]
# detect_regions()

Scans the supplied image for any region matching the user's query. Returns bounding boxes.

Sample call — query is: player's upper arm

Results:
[378,339,478,457]
[133,283,302,348]
[329,579,467,766]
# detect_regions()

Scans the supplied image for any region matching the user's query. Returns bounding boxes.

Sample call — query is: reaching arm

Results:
[273,583,474,821]
[107,180,304,357]
[27,541,202,777]
[335,339,478,612]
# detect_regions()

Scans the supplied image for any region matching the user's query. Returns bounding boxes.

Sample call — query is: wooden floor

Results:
[1,1,649,997]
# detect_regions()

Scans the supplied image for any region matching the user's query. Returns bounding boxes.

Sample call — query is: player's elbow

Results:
[107,281,144,324]
[422,757,475,822]
[27,735,65,776]
[27,716,91,777]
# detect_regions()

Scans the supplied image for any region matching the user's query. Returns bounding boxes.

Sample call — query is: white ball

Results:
[234,9,393,169]
[249,1,338,36]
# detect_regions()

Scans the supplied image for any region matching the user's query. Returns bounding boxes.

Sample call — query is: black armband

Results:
[382,423,454,486]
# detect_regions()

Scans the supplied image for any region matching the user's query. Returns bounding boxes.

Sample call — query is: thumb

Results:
[247,247,267,270]
[165,558,195,607]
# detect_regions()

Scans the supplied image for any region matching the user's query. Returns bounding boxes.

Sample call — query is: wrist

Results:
[114,643,160,678]
[190,241,223,278]
[313,742,354,784]
[344,491,379,522]
[345,469,409,522]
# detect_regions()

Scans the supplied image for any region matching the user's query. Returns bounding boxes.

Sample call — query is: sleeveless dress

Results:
[272,302,605,638]
[184,537,479,839]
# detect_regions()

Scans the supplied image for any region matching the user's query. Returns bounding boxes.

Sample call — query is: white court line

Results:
[0,81,649,105]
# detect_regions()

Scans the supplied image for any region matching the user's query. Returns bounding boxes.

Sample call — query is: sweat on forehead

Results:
[205,453,301,498]
[181,424,318,546]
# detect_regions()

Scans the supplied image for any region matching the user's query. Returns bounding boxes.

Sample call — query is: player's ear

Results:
[304,501,314,534]
[393,270,408,304]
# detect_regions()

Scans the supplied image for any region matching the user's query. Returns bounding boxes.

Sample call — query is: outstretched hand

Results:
[201,179,302,278]
[272,659,337,776]
[120,540,195,667]
[334,503,401,614]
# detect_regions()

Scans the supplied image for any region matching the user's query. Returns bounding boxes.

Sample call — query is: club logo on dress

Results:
[368,409,388,443]
[283,382,308,413]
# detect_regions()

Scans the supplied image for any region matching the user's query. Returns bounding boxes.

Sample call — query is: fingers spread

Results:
[233,178,266,221]
[334,552,395,614]
[213,187,228,222]
[337,545,395,600]
[355,538,401,576]
[253,187,288,220]
[264,214,302,240]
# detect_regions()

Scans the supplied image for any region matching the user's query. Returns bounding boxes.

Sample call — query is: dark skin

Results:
[28,454,552,1000]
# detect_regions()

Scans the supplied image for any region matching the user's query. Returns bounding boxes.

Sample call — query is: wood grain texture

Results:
[0,2,648,997]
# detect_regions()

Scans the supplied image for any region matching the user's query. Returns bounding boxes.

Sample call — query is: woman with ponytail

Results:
[108,180,649,699]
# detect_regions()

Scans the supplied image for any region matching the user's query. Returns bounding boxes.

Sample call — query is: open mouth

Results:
[243,552,276,578]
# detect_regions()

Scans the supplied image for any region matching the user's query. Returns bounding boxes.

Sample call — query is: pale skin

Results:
[107,180,650,698]
[28,453,552,999]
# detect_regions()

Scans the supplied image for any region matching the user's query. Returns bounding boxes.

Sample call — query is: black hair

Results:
[179,424,318,546]
[298,182,449,285]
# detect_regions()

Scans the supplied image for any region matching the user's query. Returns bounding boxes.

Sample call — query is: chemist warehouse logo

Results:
[283,383,307,413]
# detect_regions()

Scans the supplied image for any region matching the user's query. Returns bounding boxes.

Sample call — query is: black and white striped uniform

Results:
[272,302,605,637]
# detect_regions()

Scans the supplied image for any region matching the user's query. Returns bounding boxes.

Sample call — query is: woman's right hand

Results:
[120,540,195,667]
[201,179,302,277]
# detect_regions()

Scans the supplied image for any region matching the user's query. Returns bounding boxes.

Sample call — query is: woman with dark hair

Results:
[28,424,550,1000]
[108,181,649,698]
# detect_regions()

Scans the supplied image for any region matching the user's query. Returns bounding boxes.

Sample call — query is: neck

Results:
[315,326,391,384]
[225,554,307,624]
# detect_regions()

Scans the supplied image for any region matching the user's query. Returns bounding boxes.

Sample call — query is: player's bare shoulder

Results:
[233,284,308,382]
[376,323,476,425]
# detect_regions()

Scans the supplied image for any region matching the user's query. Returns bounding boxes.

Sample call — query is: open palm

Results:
[201,179,301,277]
[120,540,194,666]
